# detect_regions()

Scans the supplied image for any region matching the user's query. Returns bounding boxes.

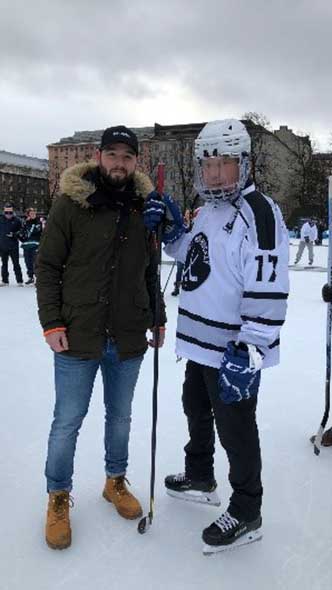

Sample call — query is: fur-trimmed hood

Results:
[59,161,154,209]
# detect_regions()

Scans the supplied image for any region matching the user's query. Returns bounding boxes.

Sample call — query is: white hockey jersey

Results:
[300,222,317,242]
[165,183,289,369]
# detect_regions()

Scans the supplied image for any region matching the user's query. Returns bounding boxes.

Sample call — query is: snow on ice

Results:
[0,242,331,590]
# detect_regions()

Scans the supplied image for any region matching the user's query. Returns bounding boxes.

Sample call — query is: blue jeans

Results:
[45,340,143,492]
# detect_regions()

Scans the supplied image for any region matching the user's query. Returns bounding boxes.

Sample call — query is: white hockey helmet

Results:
[194,119,251,203]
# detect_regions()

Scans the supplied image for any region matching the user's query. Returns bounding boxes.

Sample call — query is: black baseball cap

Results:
[100,125,139,155]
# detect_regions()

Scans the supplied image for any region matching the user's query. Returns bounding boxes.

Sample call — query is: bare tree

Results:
[241,112,280,195]
[175,137,195,211]
[286,132,329,223]
[328,132,332,153]
[47,160,61,209]
[242,112,271,130]
[291,132,312,207]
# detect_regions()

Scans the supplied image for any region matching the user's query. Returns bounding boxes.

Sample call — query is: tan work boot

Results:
[103,476,143,520]
[45,491,72,550]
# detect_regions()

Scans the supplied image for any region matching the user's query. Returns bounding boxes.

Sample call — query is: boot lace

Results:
[50,493,74,523]
[214,511,239,532]
[113,476,131,496]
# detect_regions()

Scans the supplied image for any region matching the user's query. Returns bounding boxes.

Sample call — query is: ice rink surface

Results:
[0,241,331,590]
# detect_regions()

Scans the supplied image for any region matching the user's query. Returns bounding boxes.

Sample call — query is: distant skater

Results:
[294,219,317,266]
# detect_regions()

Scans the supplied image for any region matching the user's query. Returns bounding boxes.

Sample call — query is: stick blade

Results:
[137,513,153,534]
[313,426,324,456]
[137,515,149,534]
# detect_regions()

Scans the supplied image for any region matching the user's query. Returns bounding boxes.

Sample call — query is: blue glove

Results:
[218,342,262,404]
[143,192,186,244]
[162,194,186,244]
[143,191,165,231]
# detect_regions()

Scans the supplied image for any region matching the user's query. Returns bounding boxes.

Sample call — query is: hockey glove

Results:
[304,236,310,243]
[218,342,263,404]
[143,191,165,231]
[143,192,186,244]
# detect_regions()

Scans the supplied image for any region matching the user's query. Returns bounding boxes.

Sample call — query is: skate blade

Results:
[166,488,221,506]
[203,528,263,555]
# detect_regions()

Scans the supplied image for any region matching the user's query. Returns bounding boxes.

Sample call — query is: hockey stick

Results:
[313,175,332,456]
[161,193,199,295]
[162,260,176,295]
[138,162,164,533]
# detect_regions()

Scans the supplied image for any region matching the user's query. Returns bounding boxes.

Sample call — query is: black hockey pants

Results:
[182,360,263,521]
[0,246,23,283]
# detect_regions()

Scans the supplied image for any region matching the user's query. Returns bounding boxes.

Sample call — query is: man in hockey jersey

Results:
[294,218,317,265]
[144,119,289,552]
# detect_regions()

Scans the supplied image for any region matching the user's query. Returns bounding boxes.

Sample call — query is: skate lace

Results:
[215,511,239,532]
[51,493,74,523]
[173,473,187,482]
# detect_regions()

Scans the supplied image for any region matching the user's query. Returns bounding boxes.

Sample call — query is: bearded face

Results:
[96,143,137,189]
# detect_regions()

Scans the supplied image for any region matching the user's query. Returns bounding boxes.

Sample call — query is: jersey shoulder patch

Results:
[243,190,276,250]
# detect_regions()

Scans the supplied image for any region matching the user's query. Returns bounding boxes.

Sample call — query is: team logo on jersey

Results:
[182,232,210,291]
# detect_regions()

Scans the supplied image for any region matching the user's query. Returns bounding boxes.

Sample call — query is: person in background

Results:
[310,282,332,447]
[315,219,325,246]
[294,218,317,265]
[0,202,23,286]
[39,216,47,230]
[20,208,43,285]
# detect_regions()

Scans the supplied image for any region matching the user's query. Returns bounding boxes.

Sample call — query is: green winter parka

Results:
[36,162,166,360]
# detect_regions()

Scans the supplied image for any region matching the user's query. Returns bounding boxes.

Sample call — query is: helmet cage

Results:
[194,153,250,203]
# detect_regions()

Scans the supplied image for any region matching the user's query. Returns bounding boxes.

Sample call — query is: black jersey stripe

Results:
[179,307,241,330]
[243,291,289,300]
[268,338,280,349]
[243,191,276,250]
[177,332,226,353]
[241,315,285,326]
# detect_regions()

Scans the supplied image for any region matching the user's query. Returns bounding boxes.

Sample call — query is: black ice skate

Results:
[164,473,220,506]
[202,510,262,555]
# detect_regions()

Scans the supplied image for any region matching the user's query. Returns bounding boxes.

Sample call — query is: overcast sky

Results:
[0,0,331,158]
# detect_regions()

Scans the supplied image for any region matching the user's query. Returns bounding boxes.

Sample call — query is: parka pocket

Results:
[133,292,153,329]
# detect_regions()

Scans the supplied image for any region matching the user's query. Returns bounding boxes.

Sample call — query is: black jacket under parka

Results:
[36,162,166,360]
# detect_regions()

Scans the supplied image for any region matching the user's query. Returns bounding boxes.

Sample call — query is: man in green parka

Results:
[36,126,166,550]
